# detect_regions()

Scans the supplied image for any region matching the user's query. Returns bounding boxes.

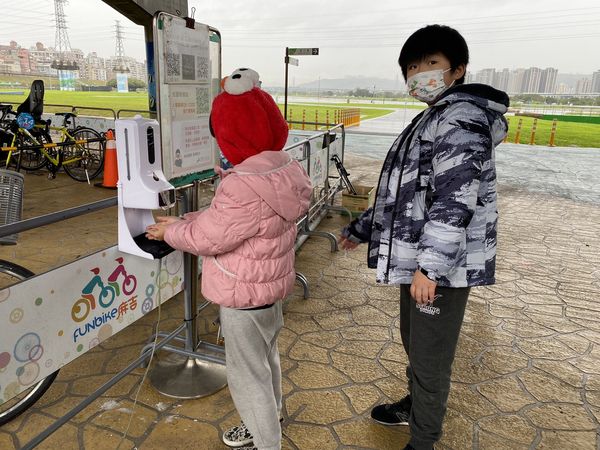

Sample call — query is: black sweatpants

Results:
[399,284,470,450]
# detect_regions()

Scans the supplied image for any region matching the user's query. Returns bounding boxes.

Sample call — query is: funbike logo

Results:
[70,257,138,342]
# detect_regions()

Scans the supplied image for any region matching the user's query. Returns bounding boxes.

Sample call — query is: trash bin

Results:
[0,169,24,245]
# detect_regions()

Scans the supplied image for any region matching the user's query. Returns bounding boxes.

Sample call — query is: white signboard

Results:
[0,247,184,404]
[155,13,216,182]
[311,147,328,187]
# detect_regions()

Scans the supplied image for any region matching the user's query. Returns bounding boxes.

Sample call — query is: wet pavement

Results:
[0,136,599,449]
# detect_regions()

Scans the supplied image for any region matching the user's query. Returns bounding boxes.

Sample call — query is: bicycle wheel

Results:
[62,127,105,182]
[0,260,60,426]
[17,130,51,172]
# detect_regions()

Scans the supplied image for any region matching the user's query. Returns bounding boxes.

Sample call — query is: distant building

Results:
[475,68,495,86]
[539,68,558,94]
[507,68,525,94]
[0,40,22,74]
[106,55,146,84]
[1,39,148,87]
[556,83,572,95]
[493,68,510,91]
[522,67,542,93]
[28,42,58,75]
[81,52,108,81]
[592,70,600,93]
[576,78,591,94]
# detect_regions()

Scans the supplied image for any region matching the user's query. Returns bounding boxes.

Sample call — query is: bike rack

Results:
[0,136,106,153]
[116,108,155,119]
[69,105,118,120]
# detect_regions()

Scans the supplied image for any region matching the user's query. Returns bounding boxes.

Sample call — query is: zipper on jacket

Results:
[383,112,429,282]
[368,111,426,270]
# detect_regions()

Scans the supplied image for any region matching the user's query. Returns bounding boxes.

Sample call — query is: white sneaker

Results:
[222,422,253,448]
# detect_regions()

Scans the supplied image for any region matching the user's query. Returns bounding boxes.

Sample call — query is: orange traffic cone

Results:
[96,129,118,189]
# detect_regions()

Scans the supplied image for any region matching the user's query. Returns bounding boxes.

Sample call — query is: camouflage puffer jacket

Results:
[342,83,509,287]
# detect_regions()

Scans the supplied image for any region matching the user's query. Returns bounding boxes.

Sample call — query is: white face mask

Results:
[407,68,453,103]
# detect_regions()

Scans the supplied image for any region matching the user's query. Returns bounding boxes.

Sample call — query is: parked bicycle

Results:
[0,104,106,183]
[0,259,59,425]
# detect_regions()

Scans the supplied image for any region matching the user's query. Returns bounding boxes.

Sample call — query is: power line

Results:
[224,32,600,49]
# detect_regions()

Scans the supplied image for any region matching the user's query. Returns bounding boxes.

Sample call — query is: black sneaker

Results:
[370,394,411,426]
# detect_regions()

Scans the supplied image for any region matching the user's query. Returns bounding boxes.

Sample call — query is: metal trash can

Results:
[0,169,24,245]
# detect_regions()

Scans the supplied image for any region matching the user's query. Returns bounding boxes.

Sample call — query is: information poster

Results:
[155,13,216,181]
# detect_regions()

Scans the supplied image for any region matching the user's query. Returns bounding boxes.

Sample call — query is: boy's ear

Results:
[452,64,466,81]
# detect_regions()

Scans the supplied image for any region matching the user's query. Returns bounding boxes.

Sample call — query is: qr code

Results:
[195,87,210,114]
[196,56,209,81]
[181,54,195,80]
[166,52,180,78]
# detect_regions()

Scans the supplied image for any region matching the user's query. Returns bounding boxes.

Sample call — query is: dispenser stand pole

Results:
[149,181,227,399]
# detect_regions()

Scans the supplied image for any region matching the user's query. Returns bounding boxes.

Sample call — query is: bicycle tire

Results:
[63,127,105,182]
[0,260,60,426]
[17,129,52,172]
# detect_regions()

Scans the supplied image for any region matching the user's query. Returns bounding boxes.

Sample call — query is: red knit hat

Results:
[210,68,288,165]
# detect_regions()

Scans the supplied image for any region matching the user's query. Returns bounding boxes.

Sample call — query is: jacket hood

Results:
[434,83,510,145]
[230,150,311,221]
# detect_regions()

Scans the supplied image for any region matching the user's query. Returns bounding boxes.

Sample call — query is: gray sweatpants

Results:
[400,284,470,450]
[220,301,283,450]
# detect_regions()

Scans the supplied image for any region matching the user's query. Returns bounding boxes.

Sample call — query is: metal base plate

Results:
[149,352,227,399]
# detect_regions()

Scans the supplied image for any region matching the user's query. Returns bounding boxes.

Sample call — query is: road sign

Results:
[288,47,319,56]
[288,57,299,66]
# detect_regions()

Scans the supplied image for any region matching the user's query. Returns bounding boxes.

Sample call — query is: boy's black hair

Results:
[398,24,469,85]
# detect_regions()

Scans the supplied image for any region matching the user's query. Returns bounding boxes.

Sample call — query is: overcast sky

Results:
[3,0,599,86]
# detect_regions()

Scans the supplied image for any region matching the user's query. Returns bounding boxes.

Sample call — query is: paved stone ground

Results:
[1,147,600,449]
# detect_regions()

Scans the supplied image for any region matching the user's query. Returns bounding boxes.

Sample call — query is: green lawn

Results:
[0,90,149,117]
[1,89,598,147]
[281,104,392,129]
[506,116,600,148]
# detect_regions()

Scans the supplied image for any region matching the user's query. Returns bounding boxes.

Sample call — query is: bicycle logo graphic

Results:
[71,258,137,323]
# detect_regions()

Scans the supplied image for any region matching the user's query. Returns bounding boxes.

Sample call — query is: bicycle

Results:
[0,104,106,183]
[0,259,59,425]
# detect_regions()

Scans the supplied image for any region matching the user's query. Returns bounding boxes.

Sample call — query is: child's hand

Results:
[155,216,182,225]
[410,270,437,305]
[339,235,360,250]
[146,217,180,241]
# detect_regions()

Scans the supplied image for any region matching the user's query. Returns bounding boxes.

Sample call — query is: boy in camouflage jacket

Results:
[340,25,509,450]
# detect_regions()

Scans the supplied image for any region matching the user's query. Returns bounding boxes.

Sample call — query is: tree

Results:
[349,88,372,98]
[106,78,146,89]
[128,78,146,89]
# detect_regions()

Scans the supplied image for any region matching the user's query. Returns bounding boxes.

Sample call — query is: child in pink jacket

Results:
[146,68,312,450]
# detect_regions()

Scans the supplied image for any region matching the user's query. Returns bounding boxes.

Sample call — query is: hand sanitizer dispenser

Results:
[116,115,176,259]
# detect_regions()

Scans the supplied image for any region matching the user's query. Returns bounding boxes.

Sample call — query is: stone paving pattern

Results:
[1,154,599,449]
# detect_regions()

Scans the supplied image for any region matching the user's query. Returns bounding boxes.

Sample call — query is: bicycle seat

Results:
[16,80,44,122]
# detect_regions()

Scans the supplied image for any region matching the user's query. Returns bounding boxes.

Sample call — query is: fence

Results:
[505,116,560,147]
[288,107,360,130]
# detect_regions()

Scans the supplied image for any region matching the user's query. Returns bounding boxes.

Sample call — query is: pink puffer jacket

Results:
[164,151,312,308]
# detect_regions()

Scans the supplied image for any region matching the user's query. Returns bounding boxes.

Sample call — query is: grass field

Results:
[506,116,600,148]
[283,104,392,127]
[0,89,597,147]
[0,90,150,117]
